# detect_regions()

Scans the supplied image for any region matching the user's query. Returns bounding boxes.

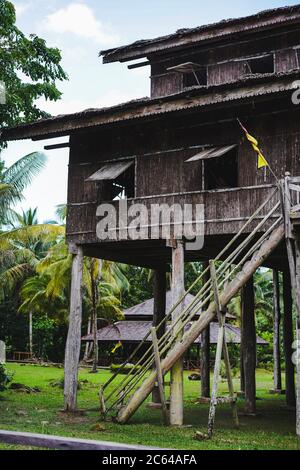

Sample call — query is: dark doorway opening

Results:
[246,54,274,75]
[204,147,238,190]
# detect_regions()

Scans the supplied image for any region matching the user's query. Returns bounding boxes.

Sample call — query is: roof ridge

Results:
[100,5,300,61]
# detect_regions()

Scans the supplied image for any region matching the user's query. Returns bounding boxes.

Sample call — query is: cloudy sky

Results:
[3,0,299,222]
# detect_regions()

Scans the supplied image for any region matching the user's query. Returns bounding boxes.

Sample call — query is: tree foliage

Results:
[0,0,67,139]
[0,153,47,225]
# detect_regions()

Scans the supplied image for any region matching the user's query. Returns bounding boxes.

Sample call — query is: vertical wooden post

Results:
[283,270,296,407]
[223,337,239,428]
[272,269,282,392]
[201,262,210,398]
[152,267,166,404]
[208,321,224,437]
[64,246,84,412]
[295,239,300,436]
[240,350,245,395]
[151,327,169,425]
[170,240,185,426]
[241,276,256,414]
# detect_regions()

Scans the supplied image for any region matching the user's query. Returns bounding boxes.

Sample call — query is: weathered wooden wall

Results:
[66,105,300,247]
[150,29,300,98]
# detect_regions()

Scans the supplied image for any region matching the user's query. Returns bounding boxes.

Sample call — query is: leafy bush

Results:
[0,364,13,391]
[33,316,55,360]
[219,360,239,381]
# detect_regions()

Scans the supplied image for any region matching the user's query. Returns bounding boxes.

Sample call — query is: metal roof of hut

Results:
[123,291,236,321]
[82,320,267,345]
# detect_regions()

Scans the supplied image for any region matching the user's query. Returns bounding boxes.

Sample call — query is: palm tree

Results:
[0,208,65,355]
[0,152,46,227]
[12,207,38,227]
[36,242,128,369]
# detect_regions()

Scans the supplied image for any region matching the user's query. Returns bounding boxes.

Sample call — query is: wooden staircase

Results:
[99,186,284,425]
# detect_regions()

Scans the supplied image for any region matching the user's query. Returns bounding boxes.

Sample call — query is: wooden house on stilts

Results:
[2,5,300,436]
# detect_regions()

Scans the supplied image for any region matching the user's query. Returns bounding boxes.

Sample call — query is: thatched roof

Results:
[82,320,267,345]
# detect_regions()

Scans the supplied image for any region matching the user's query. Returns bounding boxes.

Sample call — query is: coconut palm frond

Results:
[0,263,33,299]
[44,257,73,299]
[102,261,130,293]
[3,152,47,193]
[0,224,65,248]
[0,183,11,196]
[56,204,67,223]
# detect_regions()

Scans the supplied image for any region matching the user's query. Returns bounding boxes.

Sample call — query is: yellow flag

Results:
[238,120,269,169]
[111,341,122,354]
[245,132,269,169]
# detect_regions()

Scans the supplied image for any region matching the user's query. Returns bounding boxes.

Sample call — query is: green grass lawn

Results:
[0,363,299,450]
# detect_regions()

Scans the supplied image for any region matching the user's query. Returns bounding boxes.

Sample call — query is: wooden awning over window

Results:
[167,62,202,73]
[185,144,236,162]
[86,160,134,182]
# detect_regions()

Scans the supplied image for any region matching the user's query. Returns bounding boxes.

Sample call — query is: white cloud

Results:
[14,2,31,17]
[43,3,119,46]
[36,89,145,117]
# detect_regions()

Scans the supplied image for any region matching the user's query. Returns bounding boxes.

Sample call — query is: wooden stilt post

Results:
[208,260,238,437]
[208,319,224,437]
[152,267,166,404]
[283,270,296,407]
[240,350,245,395]
[201,262,210,398]
[283,174,300,433]
[151,327,169,425]
[170,240,185,426]
[272,269,282,392]
[295,239,300,436]
[64,245,84,412]
[241,276,256,415]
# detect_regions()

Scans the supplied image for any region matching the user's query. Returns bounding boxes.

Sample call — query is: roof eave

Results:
[101,6,300,64]
[2,74,299,142]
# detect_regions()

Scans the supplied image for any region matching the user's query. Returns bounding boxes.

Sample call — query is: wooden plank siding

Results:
[66,185,279,244]
[65,104,300,250]
[150,28,300,97]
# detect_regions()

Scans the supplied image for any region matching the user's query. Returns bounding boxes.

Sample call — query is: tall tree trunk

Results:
[273,269,282,391]
[241,276,256,414]
[91,259,102,373]
[283,270,296,407]
[83,318,93,362]
[64,246,83,412]
[201,262,210,398]
[29,312,33,356]
[240,352,245,394]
